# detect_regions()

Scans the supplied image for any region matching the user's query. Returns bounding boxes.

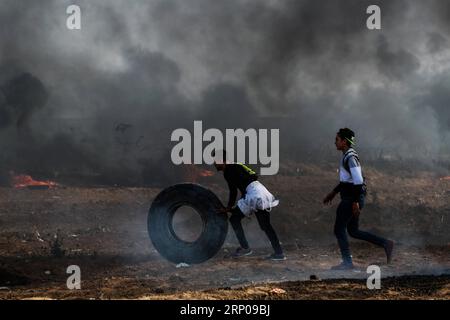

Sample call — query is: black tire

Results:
[148,183,228,264]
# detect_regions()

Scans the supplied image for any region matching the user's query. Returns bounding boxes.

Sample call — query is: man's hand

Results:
[352,202,361,218]
[323,191,337,205]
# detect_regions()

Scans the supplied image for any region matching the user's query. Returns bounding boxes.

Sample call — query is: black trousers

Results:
[229,207,283,255]
[334,195,388,264]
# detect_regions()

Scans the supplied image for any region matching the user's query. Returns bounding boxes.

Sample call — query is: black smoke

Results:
[0,0,449,185]
[0,73,48,129]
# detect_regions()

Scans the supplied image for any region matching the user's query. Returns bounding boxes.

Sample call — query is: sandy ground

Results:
[0,165,449,299]
[0,245,448,299]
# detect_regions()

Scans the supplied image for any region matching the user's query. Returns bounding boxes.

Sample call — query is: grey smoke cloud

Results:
[0,0,449,183]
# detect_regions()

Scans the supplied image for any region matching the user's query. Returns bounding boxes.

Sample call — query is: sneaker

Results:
[384,240,394,264]
[232,247,253,258]
[331,262,355,270]
[265,253,286,261]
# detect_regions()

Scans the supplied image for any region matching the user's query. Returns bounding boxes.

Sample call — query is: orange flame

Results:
[199,169,214,177]
[11,174,58,189]
[185,165,214,182]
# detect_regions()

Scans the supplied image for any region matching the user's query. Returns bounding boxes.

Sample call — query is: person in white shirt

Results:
[323,128,394,270]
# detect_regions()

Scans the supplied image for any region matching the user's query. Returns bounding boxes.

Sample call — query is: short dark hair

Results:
[337,128,355,147]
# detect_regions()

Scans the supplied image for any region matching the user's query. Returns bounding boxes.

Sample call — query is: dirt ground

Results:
[0,164,449,299]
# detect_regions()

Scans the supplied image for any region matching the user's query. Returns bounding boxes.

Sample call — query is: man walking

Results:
[214,150,285,261]
[323,128,394,270]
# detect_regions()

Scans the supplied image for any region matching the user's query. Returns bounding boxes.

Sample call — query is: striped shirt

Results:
[334,148,365,201]
[339,148,364,185]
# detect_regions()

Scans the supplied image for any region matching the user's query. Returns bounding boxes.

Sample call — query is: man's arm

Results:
[333,183,342,194]
[348,155,364,216]
[324,184,340,205]
[226,180,238,209]
[348,156,364,202]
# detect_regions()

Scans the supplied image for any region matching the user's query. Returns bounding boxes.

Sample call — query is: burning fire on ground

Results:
[185,165,215,183]
[11,173,58,190]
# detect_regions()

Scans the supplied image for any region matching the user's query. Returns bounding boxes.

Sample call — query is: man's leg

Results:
[255,210,283,255]
[347,196,394,263]
[229,207,250,249]
[347,216,387,248]
[334,200,353,266]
